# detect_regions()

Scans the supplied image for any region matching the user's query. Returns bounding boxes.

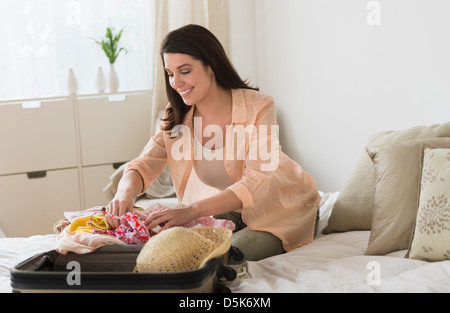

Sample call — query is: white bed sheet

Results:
[0,235,56,293]
[227,230,450,293]
[226,192,450,293]
[1,193,449,293]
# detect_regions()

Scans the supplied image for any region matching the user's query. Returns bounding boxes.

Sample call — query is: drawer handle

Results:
[27,171,47,179]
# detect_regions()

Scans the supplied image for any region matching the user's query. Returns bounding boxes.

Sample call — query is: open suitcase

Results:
[10,244,243,293]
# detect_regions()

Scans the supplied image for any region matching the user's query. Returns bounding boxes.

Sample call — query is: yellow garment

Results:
[69,213,110,234]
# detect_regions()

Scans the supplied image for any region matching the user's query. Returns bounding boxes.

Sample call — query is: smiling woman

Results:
[0,0,153,101]
[107,24,321,263]
[159,24,258,131]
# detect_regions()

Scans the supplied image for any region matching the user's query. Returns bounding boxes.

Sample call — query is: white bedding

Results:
[0,235,56,293]
[1,192,449,293]
[227,230,450,293]
[226,192,450,293]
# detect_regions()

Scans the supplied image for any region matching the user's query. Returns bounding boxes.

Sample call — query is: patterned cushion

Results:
[408,148,450,261]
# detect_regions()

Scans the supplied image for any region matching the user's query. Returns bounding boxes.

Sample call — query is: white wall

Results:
[228,0,259,87]
[229,0,450,192]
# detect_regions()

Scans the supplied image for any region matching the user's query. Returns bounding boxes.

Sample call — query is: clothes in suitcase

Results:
[10,243,243,293]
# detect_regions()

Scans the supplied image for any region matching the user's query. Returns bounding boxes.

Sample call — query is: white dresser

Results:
[0,91,153,237]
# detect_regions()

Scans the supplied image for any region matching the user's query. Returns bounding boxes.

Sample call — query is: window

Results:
[0,0,153,101]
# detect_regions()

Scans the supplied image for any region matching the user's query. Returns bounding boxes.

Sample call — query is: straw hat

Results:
[135,226,232,272]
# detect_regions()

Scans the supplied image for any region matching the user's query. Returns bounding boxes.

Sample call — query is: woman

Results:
[106,24,321,262]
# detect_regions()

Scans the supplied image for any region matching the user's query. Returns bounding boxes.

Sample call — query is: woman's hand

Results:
[106,192,134,229]
[144,204,199,232]
[106,169,143,229]
[144,190,242,232]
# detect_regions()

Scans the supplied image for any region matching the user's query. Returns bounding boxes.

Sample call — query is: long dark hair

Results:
[160,24,258,132]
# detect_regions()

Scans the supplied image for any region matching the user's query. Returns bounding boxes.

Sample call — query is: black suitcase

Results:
[10,244,243,293]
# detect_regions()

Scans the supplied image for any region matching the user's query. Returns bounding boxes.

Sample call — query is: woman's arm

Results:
[106,170,144,228]
[144,189,242,231]
[107,108,169,228]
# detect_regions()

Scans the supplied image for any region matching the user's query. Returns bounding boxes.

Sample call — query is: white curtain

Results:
[149,0,230,132]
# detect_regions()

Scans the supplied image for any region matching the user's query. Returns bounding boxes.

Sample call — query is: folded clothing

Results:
[55,209,150,254]
[94,212,150,245]
[64,206,105,223]
[69,213,110,234]
[56,228,125,255]
[55,205,235,255]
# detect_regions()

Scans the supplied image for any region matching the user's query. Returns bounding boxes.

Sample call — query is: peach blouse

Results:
[125,88,321,251]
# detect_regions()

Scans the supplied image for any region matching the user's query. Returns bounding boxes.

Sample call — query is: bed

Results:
[1,122,450,293]
[227,233,450,293]
[226,122,450,293]
[226,192,450,293]
[1,191,449,293]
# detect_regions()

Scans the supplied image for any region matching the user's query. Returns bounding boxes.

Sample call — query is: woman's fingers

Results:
[144,211,169,231]
[144,204,195,232]
[105,201,117,228]
[106,198,133,229]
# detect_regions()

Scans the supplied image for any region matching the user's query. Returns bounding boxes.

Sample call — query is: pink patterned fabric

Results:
[101,212,150,245]
[183,216,236,230]
[143,206,235,234]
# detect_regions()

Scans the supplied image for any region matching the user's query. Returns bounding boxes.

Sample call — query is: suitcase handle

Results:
[229,246,244,262]
[217,263,237,281]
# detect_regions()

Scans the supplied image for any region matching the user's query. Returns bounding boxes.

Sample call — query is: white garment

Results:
[193,126,235,191]
[182,128,236,206]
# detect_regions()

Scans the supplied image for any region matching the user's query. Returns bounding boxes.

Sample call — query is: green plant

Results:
[92,27,128,65]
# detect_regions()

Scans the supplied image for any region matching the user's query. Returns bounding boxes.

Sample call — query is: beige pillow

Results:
[323,121,450,234]
[364,138,450,255]
[408,148,450,261]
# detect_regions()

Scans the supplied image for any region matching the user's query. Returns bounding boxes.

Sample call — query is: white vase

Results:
[68,68,79,95]
[109,65,119,93]
[96,66,107,93]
